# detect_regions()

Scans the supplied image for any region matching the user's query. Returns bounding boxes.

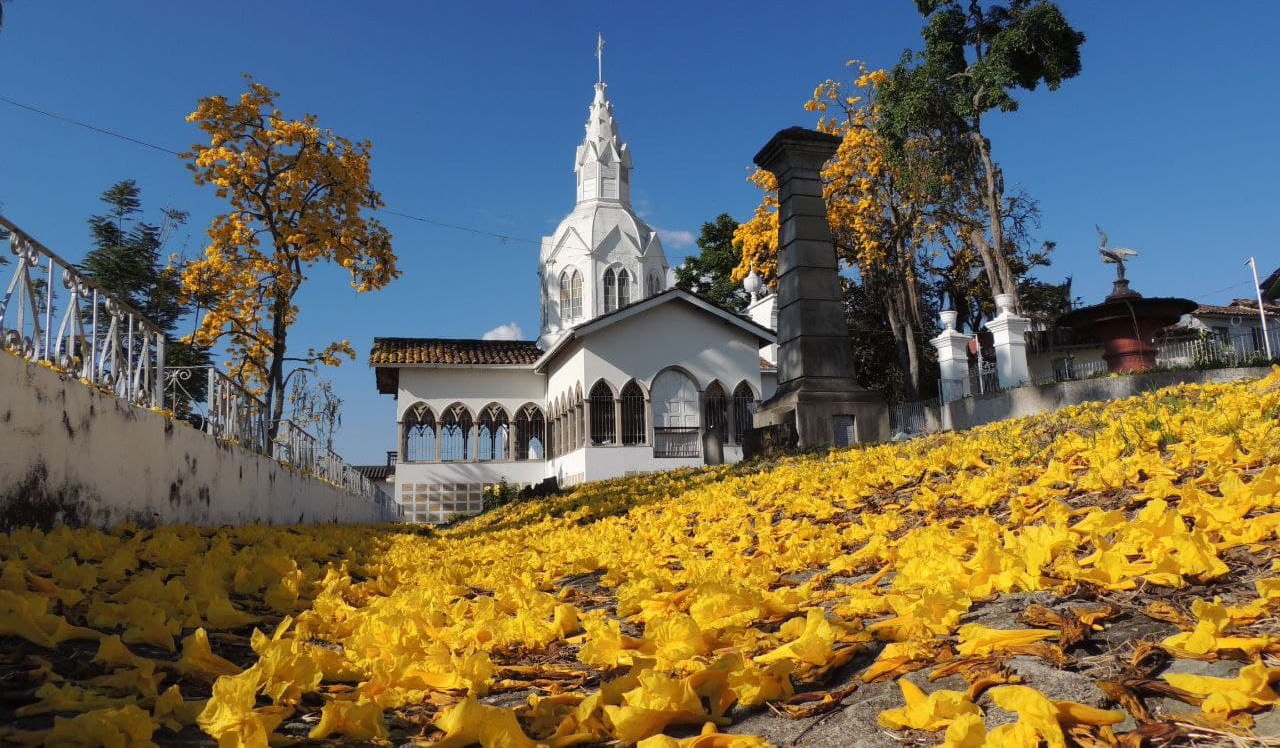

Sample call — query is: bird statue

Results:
[1096,225,1138,280]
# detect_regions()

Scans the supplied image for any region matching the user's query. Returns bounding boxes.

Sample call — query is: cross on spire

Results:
[596,32,604,84]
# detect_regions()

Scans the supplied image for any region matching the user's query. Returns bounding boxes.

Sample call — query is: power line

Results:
[0,95,181,155]
[0,95,542,246]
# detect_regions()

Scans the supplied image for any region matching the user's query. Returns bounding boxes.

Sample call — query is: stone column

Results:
[930,310,971,403]
[987,293,1031,389]
[751,127,887,446]
[613,398,623,446]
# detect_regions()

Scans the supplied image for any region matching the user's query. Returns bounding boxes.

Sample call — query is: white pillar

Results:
[986,294,1031,390]
[929,310,971,403]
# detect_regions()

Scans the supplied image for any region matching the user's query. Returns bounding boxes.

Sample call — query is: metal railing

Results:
[165,367,376,501]
[1155,330,1279,369]
[0,216,376,504]
[0,216,165,407]
[889,397,939,437]
[653,427,701,458]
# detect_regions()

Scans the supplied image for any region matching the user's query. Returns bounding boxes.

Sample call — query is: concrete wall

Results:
[0,351,399,528]
[939,366,1273,432]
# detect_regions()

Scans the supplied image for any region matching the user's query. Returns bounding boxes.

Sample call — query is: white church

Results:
[371,67,780,523]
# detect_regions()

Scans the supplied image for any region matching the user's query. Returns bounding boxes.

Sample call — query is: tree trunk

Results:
[265,294,289,445]
[972,127,1020,309]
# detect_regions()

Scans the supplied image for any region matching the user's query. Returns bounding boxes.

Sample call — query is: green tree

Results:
[674,214,750,313]
[878,0,1085,311]
[81,180,211,406]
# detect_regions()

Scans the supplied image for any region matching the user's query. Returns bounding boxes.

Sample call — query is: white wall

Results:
[1027,347,1106,382]
[577,301,764,397]
[396,367,545,422]
[0,352,398,528]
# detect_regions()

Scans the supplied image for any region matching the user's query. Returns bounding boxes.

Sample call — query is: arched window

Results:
[618,269,631,307]
[514,405,545,460]
[620,381,646,445]
[477,405,509,461]
[703,382,728,443]
[651,369,700,458]
[559,271,571,323]
[732,382,756,445]
[403,404,436,461]
[439,404,472,461]
[589,381,616,445]
[570,271,583,320]
[647,271,662,297]
[603,268,617,313]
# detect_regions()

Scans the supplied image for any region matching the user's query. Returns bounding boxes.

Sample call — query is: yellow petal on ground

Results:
[176,628,242,681]
[954,625,1057,657]
[877,678,981,731]
[432,696,538,748]
[307,697,388,740]
[44,704,156,748]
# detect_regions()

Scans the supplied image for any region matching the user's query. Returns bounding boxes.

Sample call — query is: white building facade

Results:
[372,78,775,523]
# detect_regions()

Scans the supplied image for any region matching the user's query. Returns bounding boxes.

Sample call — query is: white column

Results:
[986,294,1031,390]
[929,310,971,403]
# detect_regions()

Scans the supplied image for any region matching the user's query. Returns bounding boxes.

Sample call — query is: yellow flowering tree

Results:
[180,78,398,439]
[733,63,937,397]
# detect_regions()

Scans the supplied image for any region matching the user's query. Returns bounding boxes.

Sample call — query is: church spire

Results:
[575,35,632,205]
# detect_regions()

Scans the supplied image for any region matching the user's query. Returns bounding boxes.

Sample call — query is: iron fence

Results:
[653,427,700,458]
[889,397,939,437]
[1155,330,1278,369]
[0,216,165,407]
[164,366,376,500]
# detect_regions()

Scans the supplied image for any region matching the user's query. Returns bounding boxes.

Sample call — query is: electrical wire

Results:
[0,95,543,246]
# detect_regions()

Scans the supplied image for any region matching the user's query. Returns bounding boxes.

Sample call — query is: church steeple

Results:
[574,74,632,204]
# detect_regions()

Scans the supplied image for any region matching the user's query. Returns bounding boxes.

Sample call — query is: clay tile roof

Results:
[760,357,776,371]
[369,338,543,366]
[1193,301,1280,317]
[352,464,394,481]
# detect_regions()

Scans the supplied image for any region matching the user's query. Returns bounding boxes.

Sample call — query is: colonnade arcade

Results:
[400,377,758,464]
[401,402,545,463]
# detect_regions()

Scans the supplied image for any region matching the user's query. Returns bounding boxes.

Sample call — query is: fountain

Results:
[1055,227,1196,373]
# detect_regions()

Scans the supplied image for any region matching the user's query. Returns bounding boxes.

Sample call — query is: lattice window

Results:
[732,382,755,446]
[603,268,617,313]
[399,482,484,524]
[577,401,586,449]
[703,383,728,443]
[620,381,646,445]
[559,272,571,322]
[570,271,583,320]
[589,381,616,445]
[403,403,436,461]
[618,269,631,307]
[439,404,472,461]
[514,405,545,460]
[477,405,509,461]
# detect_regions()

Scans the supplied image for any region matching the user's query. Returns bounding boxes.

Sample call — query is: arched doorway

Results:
[651,369,700,458]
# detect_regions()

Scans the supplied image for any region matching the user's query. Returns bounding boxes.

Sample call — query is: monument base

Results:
[753,381,887,447]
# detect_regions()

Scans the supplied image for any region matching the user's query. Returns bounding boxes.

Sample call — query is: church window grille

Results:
[589,381,616,445]
[559,272,571,322]
[514,405,546,460]
[620,381,646,445]
[732,382,756,445]
[703,383,729,444]
[439,404,473,461]
[477,406,509,461]
[570,271,583,320]
[647,271,662,297]
[603,268,617,313]
[618,269,631,307]
[403,404,436,461]
[651,369,701,458]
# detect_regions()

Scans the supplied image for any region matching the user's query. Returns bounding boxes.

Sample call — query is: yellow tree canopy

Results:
[732,63,933,286]
[180,78,399,400]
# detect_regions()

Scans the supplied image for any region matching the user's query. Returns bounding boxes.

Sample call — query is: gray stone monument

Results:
[751,127,888,446]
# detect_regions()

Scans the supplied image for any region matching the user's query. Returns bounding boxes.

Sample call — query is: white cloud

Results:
[657,228,696,250]
[481,322,524,341]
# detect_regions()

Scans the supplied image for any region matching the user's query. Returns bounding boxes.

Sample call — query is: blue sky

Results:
[2,2,1277,463]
